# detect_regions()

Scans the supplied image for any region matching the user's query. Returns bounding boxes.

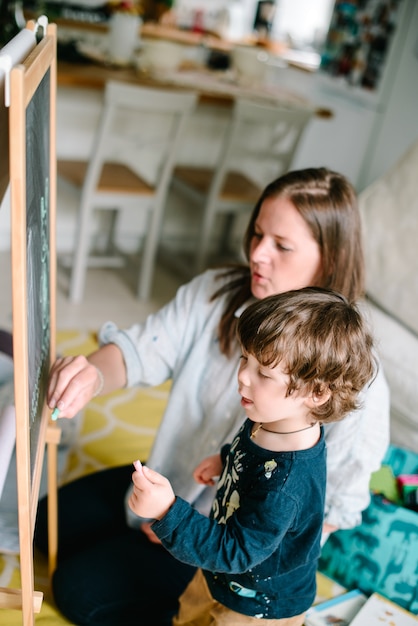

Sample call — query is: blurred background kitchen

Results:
[0,0,417,309]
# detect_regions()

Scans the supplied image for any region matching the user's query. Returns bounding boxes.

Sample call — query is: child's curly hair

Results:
[237,287,376,423]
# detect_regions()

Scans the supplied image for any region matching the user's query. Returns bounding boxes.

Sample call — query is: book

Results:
[314,572,347,605]
[304,589,367,626]
[350,593,418,625]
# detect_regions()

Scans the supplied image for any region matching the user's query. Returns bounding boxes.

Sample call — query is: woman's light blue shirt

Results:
[99,269,390,530]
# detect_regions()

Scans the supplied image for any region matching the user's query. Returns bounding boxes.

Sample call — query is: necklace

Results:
[251,422,316,439]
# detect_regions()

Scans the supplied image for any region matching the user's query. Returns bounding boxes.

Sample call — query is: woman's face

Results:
[249,196,323,299]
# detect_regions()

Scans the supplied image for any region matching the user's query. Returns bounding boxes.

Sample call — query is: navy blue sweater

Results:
[152,420,326,619]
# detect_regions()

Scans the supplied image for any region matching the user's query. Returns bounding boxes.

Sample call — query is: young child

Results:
[129,287,376,626]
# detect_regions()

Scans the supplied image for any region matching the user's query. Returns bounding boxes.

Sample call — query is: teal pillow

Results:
[319,445,418,614]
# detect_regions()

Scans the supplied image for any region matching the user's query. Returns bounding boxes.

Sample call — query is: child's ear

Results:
[304,389,331,409]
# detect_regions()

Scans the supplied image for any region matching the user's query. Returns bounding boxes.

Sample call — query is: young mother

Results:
[35,168,390,626]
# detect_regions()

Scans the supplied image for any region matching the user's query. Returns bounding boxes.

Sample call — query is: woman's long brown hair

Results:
[211,167,365,356]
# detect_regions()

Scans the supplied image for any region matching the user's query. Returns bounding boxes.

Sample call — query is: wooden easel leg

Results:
[46,425,61,577]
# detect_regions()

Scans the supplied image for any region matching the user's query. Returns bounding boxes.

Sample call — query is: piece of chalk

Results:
[133,460,142,471]
[51,407,60,421]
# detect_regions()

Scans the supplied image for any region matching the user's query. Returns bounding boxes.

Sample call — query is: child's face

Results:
[237,351,312,425]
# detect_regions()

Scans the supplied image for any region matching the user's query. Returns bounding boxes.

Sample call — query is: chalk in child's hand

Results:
[51,407,60,421]
[133,460,142,471]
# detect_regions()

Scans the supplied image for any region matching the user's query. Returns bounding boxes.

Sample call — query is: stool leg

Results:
[137,199,162,300]
[69,192,94,303]
[195,194,218,273]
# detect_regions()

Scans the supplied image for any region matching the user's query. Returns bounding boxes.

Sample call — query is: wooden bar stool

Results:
[171,98,314,273]
[58,81,198,301]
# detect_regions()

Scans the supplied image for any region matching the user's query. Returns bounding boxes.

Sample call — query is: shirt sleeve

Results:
[98,271,219,388]
[152,492,295,574]
[324,360,390,529]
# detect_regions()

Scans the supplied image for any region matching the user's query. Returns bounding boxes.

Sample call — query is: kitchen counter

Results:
[57,59,332,118]
[54,19,331,117]
[57,59,231,106]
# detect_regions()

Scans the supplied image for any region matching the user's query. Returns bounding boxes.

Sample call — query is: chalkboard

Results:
[25,67,51,474]
[0,19,58,624]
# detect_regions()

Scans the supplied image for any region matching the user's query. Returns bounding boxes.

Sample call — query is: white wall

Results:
[357,0,418,189]
[275,0,418,192]
[274,67,379,189]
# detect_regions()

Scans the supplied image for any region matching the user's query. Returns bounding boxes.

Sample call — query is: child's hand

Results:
[129,461,175,520]
[193,454,223,485]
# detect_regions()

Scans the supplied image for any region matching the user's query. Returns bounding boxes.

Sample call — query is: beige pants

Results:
[173,569,306,626]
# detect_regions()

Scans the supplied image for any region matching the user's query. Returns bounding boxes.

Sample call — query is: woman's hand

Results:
[323,522,338,534]
[47,343,127,419]
[193,454,223,486]
[47,355,102,418]
[140,521,162,545]
[129,462,175,521]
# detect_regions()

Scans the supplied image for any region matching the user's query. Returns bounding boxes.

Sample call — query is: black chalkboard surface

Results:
[25,69,51,473]
[1,19,57,624]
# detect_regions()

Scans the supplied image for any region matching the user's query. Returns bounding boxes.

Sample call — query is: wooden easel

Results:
[0,18,59,625]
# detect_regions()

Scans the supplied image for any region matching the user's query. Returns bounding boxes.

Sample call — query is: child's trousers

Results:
[173,569,306,626]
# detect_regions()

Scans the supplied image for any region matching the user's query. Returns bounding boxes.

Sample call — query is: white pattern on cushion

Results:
[359,138,418,336]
